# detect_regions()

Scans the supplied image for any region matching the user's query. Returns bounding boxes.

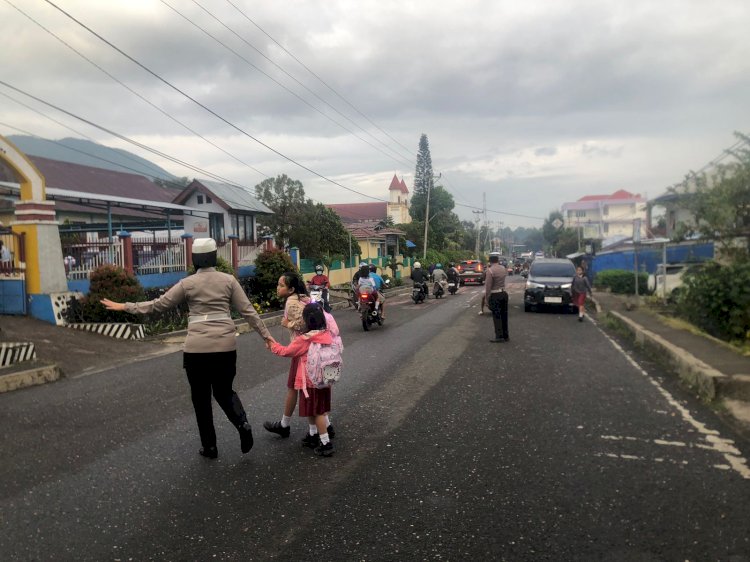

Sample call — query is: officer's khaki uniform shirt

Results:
[124,268,271,353]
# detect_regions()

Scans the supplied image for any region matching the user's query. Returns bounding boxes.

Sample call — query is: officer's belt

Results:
[188,313,232,324]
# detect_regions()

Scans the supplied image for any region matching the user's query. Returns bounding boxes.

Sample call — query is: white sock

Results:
[281,415,291,428]
[319,433,330,445]
[324,415,330,427]
[309,424,318,436]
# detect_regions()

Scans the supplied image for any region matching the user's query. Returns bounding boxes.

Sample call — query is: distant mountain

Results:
[7,135,179,183]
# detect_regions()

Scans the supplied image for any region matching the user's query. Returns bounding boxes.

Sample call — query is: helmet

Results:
[369,264,377,273]
[192,237,218,269]
[449,262,455,268]
[359,261,368,268]
[435,263,442,269]
[315,264,324,273]
[414,261,421,269]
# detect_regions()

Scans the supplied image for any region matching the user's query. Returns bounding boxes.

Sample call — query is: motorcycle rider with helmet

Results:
[447,262,460,291]
[410,261,429,297]
[308,264,331,312]
[368,264,387,318]
[432,263,448,297]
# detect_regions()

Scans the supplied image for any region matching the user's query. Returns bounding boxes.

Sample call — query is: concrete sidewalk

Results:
[591,290,750,438]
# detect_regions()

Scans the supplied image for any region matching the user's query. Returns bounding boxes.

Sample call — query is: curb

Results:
[606,309,725,401]
[0,360,61,393]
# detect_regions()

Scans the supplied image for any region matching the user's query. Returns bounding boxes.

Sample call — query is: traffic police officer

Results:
[485,251,509,342]
[102,238,274,459]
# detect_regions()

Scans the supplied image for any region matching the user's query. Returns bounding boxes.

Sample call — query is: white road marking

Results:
[594,324,750,480]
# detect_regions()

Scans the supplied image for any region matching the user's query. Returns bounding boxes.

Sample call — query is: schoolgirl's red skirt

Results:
[298,386,331,417]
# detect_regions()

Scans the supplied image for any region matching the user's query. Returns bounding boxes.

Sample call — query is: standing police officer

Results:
[102,238,274,459]
[485,251,509,342]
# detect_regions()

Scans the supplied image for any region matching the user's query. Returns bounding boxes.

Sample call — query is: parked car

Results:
[457,260,485,285]
[648,262,703,299]
[524,258,577,312]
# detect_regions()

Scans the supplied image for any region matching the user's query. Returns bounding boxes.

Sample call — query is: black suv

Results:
[457,260,485,285]
[523,258,576,312]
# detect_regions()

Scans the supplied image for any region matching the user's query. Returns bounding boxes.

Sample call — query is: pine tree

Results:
[411,134,435,222]
[414,134,435,195]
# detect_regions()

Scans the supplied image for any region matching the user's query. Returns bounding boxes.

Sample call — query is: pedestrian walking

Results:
[263,273,335,440]
[572,265,593,322]
[102,238,273,460]
[266,303,337,457]
[485,252,509,342]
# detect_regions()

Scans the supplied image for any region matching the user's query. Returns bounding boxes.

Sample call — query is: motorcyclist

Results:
[356,263,379,313]
[308,264,331,312]
[368,264,386,318]
[447,262,460,286]
[432,263,448,296]
[410,261,429,297]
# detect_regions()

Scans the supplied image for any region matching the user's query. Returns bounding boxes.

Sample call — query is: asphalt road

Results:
[1,278,749,561]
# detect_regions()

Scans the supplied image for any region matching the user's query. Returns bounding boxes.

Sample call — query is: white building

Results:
[561,189,648,240]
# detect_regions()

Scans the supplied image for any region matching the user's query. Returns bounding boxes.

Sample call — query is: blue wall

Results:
[592,242,714,275]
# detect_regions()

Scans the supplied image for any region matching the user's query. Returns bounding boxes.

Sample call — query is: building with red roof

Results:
[561,189,648,239]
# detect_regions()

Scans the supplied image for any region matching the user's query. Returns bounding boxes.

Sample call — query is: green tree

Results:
[410,134,436,221]
[672,132,750,260]
[255,174,306,247]
[292,203,361,259]
[542,211,565,250]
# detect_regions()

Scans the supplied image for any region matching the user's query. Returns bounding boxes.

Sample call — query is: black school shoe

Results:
[327,424,336,438]
[263,420,291,438]
[239,422,254,454]
[314,442,334,457]
[199,446,218,459]
[302,433,321,448]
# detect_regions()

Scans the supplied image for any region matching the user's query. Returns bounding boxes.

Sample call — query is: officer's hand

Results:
[101,298,124,311]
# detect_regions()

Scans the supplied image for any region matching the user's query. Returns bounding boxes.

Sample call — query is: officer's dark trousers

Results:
[488,291,509,340]
[184,350,247,449]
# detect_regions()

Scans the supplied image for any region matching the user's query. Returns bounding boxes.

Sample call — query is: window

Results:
[603,224,609,234]
[603,205,609,216]
[576,210,586,218]
[209,213,225,242]
[206,196,212,204]
[232,214,254,241]
[197,195,204,204]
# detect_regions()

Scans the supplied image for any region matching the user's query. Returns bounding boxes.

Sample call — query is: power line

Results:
[158,0,414,170]
[40,0,387,203]
[4,0,268,180]
[185,0,416,169]
[223,0,416,161]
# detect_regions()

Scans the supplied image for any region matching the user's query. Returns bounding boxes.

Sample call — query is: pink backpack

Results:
[306,311,344,388]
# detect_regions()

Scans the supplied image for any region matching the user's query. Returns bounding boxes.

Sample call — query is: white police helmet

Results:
[414,261,422,269]
[193,237,218,268]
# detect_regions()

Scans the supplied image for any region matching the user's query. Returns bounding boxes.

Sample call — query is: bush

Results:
[64,264,145,323]
[254,249,297,309]
[676,260,750,343]
[594,269,648,294]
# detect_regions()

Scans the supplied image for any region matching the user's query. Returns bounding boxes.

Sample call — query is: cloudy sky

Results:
[1,0,749,228]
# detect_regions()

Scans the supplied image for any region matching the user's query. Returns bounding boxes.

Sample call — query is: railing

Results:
[63,240,124,280]
[0,230,25,277]
[217,242,232,264]
[132,239,186,274]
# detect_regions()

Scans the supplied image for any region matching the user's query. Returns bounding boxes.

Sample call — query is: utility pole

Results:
[422,173,440,260]
[473,210,482,257]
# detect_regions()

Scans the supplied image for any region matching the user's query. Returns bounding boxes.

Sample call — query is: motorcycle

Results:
[412,281,427,304]
[358,286,382,331]
[433,280,446,299]
[308,284,330,312]
[447,280,458,295]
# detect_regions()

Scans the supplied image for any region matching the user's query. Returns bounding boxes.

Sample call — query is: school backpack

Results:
[306,312,344,388]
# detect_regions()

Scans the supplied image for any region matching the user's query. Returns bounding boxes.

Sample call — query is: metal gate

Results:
[0,230,27,315]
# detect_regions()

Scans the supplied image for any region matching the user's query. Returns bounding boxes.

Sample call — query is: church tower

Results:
[387,174,411,224]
